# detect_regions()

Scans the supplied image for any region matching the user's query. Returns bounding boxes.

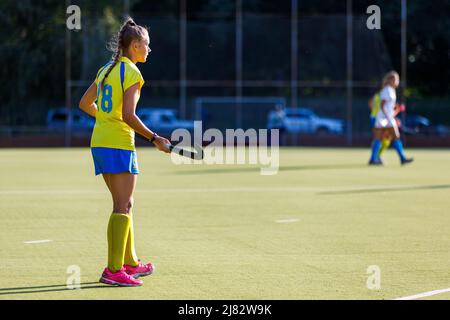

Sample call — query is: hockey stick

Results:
[165,143,204,160]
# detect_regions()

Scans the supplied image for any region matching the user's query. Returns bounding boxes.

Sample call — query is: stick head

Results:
[166,143,204,160]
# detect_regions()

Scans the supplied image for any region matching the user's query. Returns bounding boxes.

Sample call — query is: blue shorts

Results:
[91,147,139,176]
[370,117,376,128]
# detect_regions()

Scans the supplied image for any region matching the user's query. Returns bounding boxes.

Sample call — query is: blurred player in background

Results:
[368,91,390,163]
[79,17,170,287]
[368,71,413,166]
[369,91,380,129]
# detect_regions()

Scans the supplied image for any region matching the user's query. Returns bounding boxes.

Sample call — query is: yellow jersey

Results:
[370,93,381,118]
[90,56,145,151]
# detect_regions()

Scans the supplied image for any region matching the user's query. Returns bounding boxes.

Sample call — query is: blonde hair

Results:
[101,17,148,90]
[381,71,399,89]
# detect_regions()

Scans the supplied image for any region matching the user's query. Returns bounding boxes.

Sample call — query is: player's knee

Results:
[112,199,132,215]
[127,197,134,213]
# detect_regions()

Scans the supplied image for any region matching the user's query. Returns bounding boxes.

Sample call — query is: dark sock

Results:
[370,140,382,162]
[392,139,406,161]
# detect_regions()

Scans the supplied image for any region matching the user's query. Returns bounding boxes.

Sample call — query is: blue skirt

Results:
[91,147,139,176]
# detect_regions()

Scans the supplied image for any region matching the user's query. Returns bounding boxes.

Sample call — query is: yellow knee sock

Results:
[124,212,140,267]
[378,138,391,158]
[107,213,131,273]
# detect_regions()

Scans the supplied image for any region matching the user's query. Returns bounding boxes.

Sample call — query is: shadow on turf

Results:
[0,282,115,296]
[319,184,450,195]
[175,164,365,175]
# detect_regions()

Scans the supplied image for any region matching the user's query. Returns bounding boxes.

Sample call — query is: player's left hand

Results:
[398,103,406,112]
[153,136,171,153]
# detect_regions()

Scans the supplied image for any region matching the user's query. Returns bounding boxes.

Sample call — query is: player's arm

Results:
[122,83,170,153]
[393,104,400,117]
[393,103,405,117]
[79,82,98,118]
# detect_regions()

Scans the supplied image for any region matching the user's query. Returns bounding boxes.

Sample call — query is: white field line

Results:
[394,288,450,300]
[0,184,414,195]
[24,240,52,244]
[275,219,299,223]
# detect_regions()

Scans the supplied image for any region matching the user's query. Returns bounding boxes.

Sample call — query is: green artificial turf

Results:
[1,147,449,300]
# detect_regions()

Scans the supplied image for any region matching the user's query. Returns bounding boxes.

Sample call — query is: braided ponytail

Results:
[100,17,146,90]
[101,49,121,90]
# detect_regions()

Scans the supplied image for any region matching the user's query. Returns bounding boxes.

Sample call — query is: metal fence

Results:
[7,0,449,147]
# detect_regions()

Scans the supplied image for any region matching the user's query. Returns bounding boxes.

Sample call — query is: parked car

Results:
[267,107,344,134]
[402,114,450,136]
[137,108,194,136]
[47,108,95,133]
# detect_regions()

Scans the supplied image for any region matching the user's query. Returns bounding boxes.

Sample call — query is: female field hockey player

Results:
[368,71,413,166]
[79,17,171,286]
[368,92,390,163]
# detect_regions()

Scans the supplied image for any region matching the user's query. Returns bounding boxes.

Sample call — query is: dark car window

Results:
[287,112,311,119]
[52,113,67,121]
[161,115,173,123]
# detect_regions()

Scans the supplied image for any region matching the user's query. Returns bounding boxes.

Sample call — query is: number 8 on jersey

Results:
[101,84,113,113]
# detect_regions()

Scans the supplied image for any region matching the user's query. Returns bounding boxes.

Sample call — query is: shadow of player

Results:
[0,282,116,296]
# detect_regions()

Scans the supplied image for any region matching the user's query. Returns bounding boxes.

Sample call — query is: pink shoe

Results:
[99,267,143,287]
[124,260,155,278]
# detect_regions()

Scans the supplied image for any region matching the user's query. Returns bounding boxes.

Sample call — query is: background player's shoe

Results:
[401,158,414,165]
[100,267,143,286]
[368,159,383,166]
[124,260,155,278]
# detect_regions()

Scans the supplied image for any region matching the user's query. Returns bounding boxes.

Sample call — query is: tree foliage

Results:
[1,0,449,125]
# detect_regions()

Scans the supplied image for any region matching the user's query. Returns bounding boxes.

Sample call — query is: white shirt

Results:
[375,85,396,128]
